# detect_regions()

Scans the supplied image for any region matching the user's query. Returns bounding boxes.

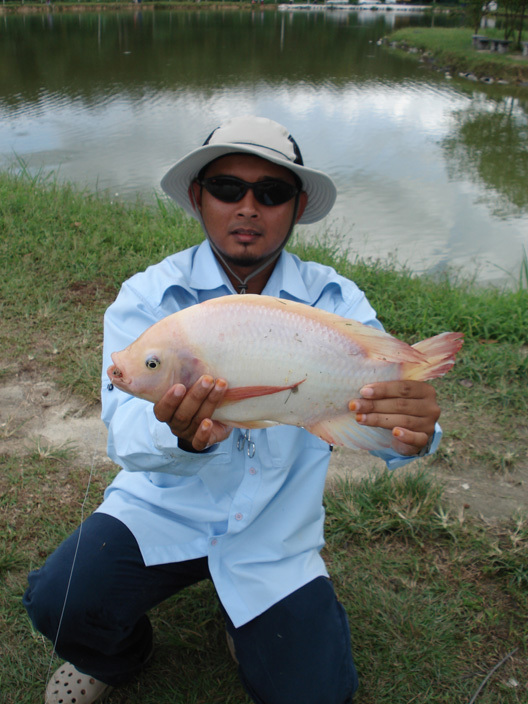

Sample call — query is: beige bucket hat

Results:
[161,116,337,224]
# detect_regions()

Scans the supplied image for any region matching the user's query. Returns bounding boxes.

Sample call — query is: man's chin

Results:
[216,239,286,270]
[224,254,265,268]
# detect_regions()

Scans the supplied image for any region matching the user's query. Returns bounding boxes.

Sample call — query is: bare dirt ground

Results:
[1,372,527,523]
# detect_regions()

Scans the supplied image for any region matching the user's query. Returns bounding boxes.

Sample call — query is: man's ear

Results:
[295,191,309,223]
[189,181,202,213]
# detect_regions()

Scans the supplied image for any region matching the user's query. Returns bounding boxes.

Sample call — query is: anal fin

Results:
[223,419,280,430]
[306,414,393,452]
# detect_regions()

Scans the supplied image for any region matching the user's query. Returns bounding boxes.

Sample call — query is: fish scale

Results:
[183,305,390,426]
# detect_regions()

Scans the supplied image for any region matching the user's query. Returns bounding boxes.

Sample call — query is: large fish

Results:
[108,294,463,451]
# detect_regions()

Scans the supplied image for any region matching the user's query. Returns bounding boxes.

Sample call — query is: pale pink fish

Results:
[108,294,463,452]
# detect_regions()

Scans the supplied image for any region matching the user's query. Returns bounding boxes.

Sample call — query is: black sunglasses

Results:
[198,176,300,207]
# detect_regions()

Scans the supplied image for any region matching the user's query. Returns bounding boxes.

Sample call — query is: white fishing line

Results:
[45,422,103,685]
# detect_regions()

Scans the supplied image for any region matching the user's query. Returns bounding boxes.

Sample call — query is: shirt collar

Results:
[189,241,236,294]
[187,241,312,302]
[262,250,311,303]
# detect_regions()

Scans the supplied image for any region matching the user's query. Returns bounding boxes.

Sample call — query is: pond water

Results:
[1,8,527,284]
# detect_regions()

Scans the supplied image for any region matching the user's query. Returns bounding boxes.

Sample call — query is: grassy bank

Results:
[385,27,528,84]
[2,170,527,407]
[1,171,527,702]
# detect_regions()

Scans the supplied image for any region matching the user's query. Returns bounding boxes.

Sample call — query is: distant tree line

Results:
[1,0,526,49]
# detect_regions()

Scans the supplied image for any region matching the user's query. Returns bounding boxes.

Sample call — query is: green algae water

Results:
[1,8,527,284]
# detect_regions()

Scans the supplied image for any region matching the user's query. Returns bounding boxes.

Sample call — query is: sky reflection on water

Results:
[1,9,527,285]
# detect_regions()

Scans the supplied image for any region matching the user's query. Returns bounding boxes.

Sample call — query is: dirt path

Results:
[1,375,527,523]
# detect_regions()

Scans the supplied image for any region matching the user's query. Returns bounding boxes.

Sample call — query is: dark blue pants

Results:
[24,513,358,704]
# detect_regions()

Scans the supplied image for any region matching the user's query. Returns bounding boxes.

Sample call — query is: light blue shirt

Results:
[98,241,441,627]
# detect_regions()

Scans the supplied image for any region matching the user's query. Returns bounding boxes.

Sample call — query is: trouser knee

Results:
[23,515,140,648]
[228,577,358,704]
[24,556,78,642]
[22,515,156,684]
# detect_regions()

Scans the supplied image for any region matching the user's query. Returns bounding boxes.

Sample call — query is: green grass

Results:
[1,169,528,702]
[0,168,203,399]
[386,27,528,83]
[324,475,528,704]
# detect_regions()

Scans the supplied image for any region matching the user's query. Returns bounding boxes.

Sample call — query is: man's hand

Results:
[349,380,440,457]
[154,375,232,452]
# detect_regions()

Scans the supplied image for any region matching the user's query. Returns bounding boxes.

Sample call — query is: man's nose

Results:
[236,188,260,216]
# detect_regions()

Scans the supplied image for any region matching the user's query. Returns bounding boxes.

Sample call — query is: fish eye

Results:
[145,355,161,370]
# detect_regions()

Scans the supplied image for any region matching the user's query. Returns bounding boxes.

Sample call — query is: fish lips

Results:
[107,354,132,388]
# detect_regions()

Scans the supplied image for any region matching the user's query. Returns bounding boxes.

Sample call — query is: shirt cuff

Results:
[371,423,443,471]
[150,410,222,461]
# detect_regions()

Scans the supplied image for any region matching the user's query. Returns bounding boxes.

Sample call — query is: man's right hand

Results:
[153,375,232,452]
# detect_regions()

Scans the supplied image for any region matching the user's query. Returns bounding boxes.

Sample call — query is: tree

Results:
[500,0,528,48]
[467,0,489,35]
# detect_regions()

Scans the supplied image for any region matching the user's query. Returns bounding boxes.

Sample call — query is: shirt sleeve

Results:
[321,279,442,470]
[101,280,225,475]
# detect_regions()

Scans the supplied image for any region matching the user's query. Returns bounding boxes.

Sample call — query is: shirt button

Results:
[249,467,257,475]
[235,513,243,521]
[211,538,218,546]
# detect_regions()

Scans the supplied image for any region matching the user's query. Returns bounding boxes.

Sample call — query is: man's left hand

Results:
[349,380,440,457]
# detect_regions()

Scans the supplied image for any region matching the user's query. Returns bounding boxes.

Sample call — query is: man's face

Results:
[191,154,307,271]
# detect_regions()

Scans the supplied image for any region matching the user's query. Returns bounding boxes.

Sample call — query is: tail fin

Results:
[402,332,464,381]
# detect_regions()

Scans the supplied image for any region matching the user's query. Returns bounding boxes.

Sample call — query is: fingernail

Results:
[393,428,403,437]
[356,413,366,423]
[215,379,227,391]
[201,419,212,431]
[172,385,185,398]
[360,386,374,398]
[348,401,358,411]
[202,376,213,388]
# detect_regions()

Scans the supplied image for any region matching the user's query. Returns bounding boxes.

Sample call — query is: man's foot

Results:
[45,663,112,703]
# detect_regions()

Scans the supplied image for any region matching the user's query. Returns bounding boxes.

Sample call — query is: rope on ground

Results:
[467,647,518,704]
[45,424,102,685]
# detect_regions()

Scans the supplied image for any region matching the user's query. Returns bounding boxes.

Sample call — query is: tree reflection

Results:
[0,10,432,109]
[443,96,528,216]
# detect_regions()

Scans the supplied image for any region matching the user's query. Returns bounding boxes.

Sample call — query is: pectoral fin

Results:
[221,379,306,405]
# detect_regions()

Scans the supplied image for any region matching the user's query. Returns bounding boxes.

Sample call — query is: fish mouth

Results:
[107,354,131,387]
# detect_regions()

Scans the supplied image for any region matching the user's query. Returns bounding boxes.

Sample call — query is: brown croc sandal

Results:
[45,663,113,703]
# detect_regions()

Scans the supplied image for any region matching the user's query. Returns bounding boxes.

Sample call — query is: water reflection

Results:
[443,96,528,214]
[0,9,527,284]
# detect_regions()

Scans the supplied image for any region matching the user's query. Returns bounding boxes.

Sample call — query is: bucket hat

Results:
[160,116,336,224]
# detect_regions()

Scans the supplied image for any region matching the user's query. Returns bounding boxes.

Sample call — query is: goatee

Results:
[223,252,267,268]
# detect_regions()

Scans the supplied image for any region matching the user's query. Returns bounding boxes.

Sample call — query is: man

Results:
[25,116,441,704]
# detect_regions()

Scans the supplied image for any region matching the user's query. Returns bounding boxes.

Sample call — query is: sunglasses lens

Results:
[202,177,297,206]
[205,178,245,203]
[255,182,297,206]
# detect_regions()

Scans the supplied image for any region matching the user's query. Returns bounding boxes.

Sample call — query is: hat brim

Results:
[160,143,336,225]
